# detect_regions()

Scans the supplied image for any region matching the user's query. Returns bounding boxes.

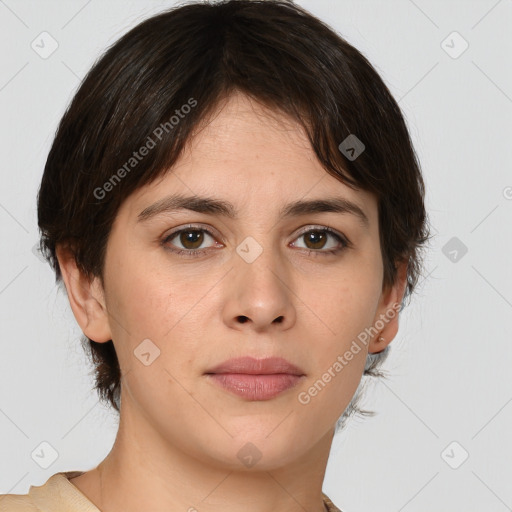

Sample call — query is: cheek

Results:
[300,265,381,347]
[102,249,173,347]
[317,265,382,397]
[104,252,216,366]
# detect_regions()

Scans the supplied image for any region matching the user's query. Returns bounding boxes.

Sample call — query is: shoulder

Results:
[0,471,90,512]
[0,492,38,511]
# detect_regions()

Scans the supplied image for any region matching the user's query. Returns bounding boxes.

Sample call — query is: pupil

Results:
[306,231,325,249]
[181,230,203,249]
[177,230,327,251]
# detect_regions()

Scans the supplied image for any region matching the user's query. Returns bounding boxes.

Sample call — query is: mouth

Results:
[204,356,306,401]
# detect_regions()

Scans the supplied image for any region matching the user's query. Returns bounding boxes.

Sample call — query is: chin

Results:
[197,423,314,472]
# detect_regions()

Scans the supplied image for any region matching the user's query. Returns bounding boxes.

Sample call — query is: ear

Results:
[368,259,408,354]
[56,244,112,343]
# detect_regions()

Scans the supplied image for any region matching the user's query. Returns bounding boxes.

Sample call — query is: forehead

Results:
[121,92,378,226]
[183,92,317,166]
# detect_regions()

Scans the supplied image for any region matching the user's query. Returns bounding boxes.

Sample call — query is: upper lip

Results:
[205,356,305,376]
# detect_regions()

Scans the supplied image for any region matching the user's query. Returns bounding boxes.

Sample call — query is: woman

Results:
[0,1,430,511]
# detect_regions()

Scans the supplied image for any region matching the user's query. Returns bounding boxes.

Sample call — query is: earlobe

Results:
[56,245,112,343]
[368,259,408,354]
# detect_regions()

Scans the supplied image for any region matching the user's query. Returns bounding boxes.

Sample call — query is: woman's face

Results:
[77,92,403,471]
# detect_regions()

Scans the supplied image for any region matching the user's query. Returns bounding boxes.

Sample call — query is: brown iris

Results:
[179,229,205,250]
[303,230,328,250]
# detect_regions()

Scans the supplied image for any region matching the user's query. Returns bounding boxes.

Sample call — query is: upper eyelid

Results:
[163,223,348,246]
[164,224,221,242]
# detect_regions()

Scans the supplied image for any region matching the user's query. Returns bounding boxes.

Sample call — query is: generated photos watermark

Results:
[297,301,402,405]
[93,97,197,200]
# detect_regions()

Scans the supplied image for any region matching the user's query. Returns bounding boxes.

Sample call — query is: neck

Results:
[74,398,335,512]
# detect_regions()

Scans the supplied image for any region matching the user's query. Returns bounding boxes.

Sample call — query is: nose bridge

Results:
[235,231,287,291]
[226,231,295,329]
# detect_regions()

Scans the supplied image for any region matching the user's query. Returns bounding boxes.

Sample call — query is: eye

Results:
[291,226,350,255]
[162,225,220,258]
[161,224,351,258]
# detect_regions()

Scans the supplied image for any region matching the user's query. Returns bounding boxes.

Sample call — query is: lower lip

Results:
[206,373,303,400]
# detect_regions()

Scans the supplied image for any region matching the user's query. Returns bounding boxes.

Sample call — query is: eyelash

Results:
[161,224,351,258]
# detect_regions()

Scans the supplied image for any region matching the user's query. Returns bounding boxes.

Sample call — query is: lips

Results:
[205,356,306,401]
[205,356,305,376]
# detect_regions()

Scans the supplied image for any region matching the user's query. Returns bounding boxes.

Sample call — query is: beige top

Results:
[0,471,342,512]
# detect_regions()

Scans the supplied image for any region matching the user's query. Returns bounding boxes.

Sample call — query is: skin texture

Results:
[57,91,408,512]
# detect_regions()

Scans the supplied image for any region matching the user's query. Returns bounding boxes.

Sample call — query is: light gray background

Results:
[1,1,511,510]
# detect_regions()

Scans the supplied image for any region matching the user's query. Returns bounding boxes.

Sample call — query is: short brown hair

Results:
[37,0,431,420]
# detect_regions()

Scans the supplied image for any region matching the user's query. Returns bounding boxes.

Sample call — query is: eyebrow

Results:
[137,193,370,228]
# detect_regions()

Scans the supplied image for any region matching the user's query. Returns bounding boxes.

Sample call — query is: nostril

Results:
[238,316,249,323]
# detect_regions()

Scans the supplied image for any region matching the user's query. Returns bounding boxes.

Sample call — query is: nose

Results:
[222,247,296,333]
